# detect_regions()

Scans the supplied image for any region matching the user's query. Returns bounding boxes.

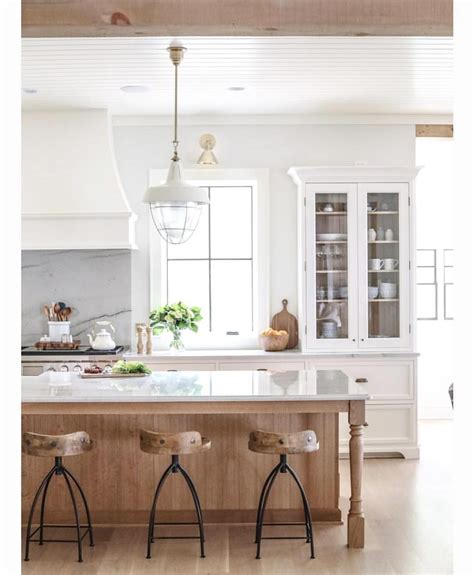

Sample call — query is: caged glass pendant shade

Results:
[144,41,209,244]
[144,157,209,244]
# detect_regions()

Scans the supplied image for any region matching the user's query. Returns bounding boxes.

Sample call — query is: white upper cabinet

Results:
[288,167,419,352]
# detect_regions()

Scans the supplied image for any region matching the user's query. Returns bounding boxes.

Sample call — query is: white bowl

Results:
[368,286,379,299]
[379,283,397,298]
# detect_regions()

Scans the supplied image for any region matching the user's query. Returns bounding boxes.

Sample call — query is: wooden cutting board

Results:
[271,299,298,349]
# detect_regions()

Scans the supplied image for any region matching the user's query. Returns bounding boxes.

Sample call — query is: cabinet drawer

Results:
[341,362,414,401]
[307,360,414,401]
[339,404,415,446]
[144,362,217,372]
[218,361,306,372]
[22,364,44,376]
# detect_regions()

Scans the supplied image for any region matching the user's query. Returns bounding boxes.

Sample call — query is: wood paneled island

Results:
[22,369,369,548]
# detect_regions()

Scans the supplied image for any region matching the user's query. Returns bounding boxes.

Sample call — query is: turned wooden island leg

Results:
[347,400,365,548]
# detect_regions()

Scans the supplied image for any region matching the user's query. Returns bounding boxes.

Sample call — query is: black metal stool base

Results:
[255,454,315,559]
[146,455,206,559]
[24,457,94,563]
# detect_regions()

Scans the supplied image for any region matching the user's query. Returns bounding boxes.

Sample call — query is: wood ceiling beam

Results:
[22,1,453,38]
[416,124,453,137]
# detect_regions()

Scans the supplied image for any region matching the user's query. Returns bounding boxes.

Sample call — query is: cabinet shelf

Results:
[316,211,347,215]
[316,270,347,273]
[315,241,347,244]
[367,211,399,215]
[368,241,399,244]
[368,269,399,273]
[316,299,348,303]
[369,299,399,302]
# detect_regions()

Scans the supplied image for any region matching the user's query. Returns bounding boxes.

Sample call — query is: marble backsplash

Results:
[22,250,132,346]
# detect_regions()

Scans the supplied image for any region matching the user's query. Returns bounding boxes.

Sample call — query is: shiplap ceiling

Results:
[22,36,453,116]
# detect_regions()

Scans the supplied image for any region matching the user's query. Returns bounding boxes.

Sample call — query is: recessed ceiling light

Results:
[120,85,150,93]
[22,88,37,94]
[228,86,246,91]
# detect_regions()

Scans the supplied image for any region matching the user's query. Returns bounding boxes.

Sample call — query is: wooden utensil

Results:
[43,304,51,321]
[271,299,298,349]
[54,303,61,321]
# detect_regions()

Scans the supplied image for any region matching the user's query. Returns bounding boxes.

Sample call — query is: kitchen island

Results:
[22,369,369,548]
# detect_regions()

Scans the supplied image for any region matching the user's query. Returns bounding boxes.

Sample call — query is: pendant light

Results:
[143,41,209,244]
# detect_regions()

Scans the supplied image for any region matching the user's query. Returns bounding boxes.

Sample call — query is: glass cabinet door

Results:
[358,183,410,348]
[305,184,357,349]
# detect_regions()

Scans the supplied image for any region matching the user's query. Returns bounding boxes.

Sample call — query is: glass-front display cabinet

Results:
[290,167,417,352]
[305,184,358,349]
[358,183,410,348]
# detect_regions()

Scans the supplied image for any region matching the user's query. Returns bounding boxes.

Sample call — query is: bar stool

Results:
[22,431,95,562]
[249,429,319,559]
[140,429,211,559]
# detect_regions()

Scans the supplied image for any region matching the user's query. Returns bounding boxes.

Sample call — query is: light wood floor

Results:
[22,420,452,574]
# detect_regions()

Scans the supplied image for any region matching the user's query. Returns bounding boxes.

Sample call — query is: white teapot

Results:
[87,321,116,350]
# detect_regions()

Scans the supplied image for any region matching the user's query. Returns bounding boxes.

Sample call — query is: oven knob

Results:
[103,365,112,374]
[60,365,69,372]
[46,367,56,372]
[73,365,83,373]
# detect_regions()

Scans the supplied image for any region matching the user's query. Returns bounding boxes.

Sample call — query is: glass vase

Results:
[169,331,185,352]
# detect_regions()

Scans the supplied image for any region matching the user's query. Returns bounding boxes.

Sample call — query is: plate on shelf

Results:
[316,233,347,241]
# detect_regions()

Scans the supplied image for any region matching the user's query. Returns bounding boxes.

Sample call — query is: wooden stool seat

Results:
[22,431,93,458]
[248,429,319,455]
[140,430,211,455]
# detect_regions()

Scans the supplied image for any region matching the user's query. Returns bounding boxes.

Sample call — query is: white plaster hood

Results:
[22,109,137,249]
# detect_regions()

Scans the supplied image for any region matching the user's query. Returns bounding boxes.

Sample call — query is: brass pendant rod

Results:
[173,61,179,161]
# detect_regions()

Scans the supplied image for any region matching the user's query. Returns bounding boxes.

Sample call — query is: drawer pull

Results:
[257,368,268,372]
[355,378,368,383]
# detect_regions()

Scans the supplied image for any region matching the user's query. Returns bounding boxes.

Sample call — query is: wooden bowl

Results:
[259,333,289,352]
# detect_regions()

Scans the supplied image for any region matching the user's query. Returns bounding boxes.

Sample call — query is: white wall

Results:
[416,137,454,419]
[111,122,416,333]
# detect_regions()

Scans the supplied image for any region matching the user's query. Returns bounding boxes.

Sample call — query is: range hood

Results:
[22,109,136,249]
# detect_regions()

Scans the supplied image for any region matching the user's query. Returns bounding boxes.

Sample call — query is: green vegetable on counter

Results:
[112,360,151,375]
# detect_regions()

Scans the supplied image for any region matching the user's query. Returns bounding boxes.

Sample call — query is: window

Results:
[416,248,454,321]
[149,169,269,349]
[416,249,437,320]
[443,249,454,320]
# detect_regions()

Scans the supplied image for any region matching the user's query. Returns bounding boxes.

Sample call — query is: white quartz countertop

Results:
[22,370,370,403]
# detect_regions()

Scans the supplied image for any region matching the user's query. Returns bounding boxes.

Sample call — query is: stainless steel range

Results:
[21,346,127,375]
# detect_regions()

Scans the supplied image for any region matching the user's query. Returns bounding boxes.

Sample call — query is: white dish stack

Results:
[379,282,398,299]
[320,319,338,338]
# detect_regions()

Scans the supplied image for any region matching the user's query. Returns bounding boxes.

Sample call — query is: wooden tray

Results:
[80,372,149,379]
[35,340,81,350]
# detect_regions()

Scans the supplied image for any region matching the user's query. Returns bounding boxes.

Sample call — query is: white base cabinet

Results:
[122,351,419,459]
